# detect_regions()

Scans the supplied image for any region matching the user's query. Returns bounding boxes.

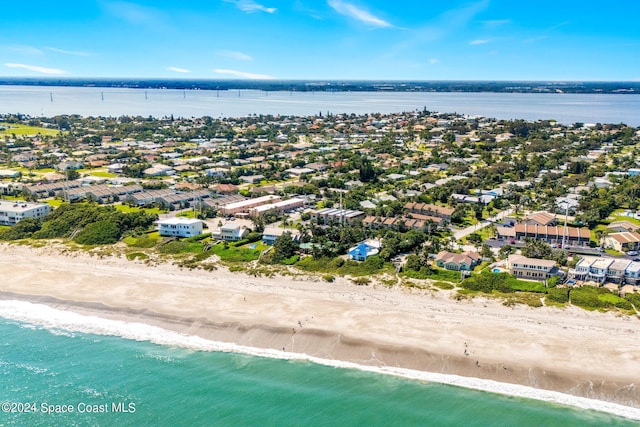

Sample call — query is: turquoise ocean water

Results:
[1,302,638,426]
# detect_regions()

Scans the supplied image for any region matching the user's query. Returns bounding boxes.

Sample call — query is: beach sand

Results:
[1,242,640,408]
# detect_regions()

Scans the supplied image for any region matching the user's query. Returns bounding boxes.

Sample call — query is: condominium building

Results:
[569,256,640,284]
[0,200,51,225]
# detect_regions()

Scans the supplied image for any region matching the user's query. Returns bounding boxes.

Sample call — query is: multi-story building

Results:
[311,208,364,225]
[569,256,640,284]
[249,198,304,217]
[156,218,203,238]
[220,195,281,216]
[404,202,454,221]
[507,254,558,280]
[507,224,591,247]
[0,200,51,225]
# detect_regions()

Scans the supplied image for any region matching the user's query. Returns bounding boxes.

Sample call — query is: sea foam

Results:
[1,299,639,421]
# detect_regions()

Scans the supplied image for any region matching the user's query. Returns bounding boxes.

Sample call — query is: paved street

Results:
[453,208,515,240]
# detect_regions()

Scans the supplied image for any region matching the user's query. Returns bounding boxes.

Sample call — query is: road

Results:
[452,208,515,240]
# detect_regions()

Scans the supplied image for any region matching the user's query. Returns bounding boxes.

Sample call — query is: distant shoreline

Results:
[1,242,640,415]
[1,78,639,94]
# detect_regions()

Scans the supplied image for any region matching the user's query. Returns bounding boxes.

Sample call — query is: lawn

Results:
[177,210,196,218]
[88,171,117,178]
[45,199,65,207]
[114,204,164,216]
[607,209,640,227]
[0,122,62,136]
[209,241,265,262]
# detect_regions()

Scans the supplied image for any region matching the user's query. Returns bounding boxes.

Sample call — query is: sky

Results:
[0,0,639,81]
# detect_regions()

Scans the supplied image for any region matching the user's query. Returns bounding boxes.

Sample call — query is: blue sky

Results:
[1,0,639,80]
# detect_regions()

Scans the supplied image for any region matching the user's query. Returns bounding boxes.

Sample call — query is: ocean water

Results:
[0,301,638,426]
[0,85,639,125]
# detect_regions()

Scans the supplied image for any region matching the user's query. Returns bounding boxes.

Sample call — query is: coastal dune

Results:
[1,243,640,410]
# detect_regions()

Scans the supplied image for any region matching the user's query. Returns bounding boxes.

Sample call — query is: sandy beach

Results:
[1,242,640,409]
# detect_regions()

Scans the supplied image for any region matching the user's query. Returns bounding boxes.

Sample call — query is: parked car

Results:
[627,251,638,256]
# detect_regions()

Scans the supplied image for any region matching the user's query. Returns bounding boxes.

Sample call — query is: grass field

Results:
[87,171,117,178]
[45,199,65,207]
[0,122,61,136]
[114,204,164,216]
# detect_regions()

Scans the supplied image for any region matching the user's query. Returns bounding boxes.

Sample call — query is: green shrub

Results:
[546,287,569,303]
[126,252,149,261]
[569,286,632,310]
[323,274,335,283]
[0,218,42,240]
[74,220,121,245]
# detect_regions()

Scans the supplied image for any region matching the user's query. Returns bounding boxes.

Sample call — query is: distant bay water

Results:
[0,85,639,126]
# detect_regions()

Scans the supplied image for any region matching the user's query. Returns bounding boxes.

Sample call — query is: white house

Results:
[217,222,249,241]
[0,200,51,226]
[156,217,203,238]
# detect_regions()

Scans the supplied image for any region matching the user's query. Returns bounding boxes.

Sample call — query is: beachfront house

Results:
[262,227,300,246]
[435,251,480,271]
[348,240,382,262]
[156,217,203,238]
[506,254,558,281]
[216,222,249,242]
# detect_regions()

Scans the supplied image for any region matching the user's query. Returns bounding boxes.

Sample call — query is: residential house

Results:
[216,222,249,242]
[607,221,639,233]
[262,227,300,245]
[156,217,203,238]
[348,240,382,261]
[604,232,640,253]
[507,255,558,281]
[435,251,480,271]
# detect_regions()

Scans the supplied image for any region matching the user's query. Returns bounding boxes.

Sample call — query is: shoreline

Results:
[2,243,640,415]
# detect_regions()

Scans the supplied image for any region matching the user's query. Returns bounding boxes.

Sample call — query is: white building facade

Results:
[156,218,203,238]
[0,200,51,225]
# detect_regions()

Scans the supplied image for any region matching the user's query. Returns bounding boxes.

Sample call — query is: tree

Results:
[521,238,553,259]
[499,244,515,259]
[272,232,298,263]
[480,244,494,260]
[358,158,376,182]
[467,232,483,248]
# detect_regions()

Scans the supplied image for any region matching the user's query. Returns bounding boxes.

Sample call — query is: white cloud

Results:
[4,63,66,75]
[469,39,489,45]
[167,67,191,73]
[45,47,90,57]
[7,45,43,55]
[222,0,276,14]
[327,0,391,28]
[429,58,439,65]
[213,69,275,80]
[101,1,167,27]
[217,50,253,61]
